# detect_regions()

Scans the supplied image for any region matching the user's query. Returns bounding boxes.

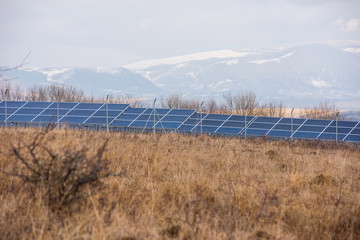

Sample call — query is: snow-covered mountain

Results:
[5,67,163,97]
[124,42,360,110]
[2,41,360,110]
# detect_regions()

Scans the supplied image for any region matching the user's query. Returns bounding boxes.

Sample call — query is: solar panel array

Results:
[1,100,359,143]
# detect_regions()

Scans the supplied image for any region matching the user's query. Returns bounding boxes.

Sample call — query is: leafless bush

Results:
[302,101,344,120]
[5,128,126,210]
[256,100,286,117]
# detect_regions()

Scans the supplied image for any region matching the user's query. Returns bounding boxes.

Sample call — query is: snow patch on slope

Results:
[249,52,294,64]
[124,50,252,70]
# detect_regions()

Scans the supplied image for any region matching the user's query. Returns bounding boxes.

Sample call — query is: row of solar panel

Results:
[0,101,359,142]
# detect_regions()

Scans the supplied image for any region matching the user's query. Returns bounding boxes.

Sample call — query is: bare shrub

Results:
[256,100,286,117]
[5,128,125,210]
[302,101,344,120]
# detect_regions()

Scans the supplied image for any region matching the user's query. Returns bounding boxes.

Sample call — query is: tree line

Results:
[0,82,344,120]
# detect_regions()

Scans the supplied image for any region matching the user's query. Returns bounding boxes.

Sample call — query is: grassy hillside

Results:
[0,128,359,239]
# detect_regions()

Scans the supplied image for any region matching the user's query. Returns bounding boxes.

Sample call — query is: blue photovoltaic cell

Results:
[248,122,275,130]
[222,121,245,128]
[93,110,122,117]
[48,102,77,109]
[32,115,58,123]
[304,119,331,126]
[317,133,347,140]
[168,109,195,115]
[329,121,357,128]
[0,101,27,107]
[85,117,115,124]
[129,121,155,128]
[124,108,147,114]
[241,129,268,136]
[273,124,301,131]
[183,118,202,125]
[7,115,35,122]
[60,116,88,123]
[204,114,230,120]
[161,115,189,122]
[298,125,325,132]
[111,120,132,127]
[279,118,306,125]
[23,102,51,108]
[350,128,360,135]
[99,104,129,110]
[0,107,19,114]
[192,125,218,133]
[201,119,224,127]
[39,109,70,116]
[267,130,292,138]
[292,131,319,139]
[323,127,352,134]
[189,113,204,119]
[178,124,195,132]
[228,115,255,121]
[137,114,164,121]
[66,109,96,116]
[254,117,281,123]
[0,115,6,121]
[15,108,43,115]
[154,108,171,115]
[117,114,140,120]
[155,121,181,129]
[344,135,360,142]
[216,127,242,134]
[74,103,103,110]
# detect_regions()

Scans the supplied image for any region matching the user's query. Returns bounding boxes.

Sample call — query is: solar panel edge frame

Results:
[290,118,308,138]
[109,104,130,125]
[83,103,105,124]
[344,121,360,141]
[190,113,209,132]
[214,114,232,134]
[30,101,53,123]
[265,117,283,137]
[6,101,28,121]
[239,115,258,135]
[154,108,172,132]
[58,102,80,124]
[127,108,148,128]
[176,111,196,131]
[316,120,334,140]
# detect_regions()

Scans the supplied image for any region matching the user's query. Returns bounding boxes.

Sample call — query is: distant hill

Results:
[2,41,360,110]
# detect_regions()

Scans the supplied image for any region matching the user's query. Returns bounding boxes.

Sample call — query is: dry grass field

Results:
[0,128,359,240]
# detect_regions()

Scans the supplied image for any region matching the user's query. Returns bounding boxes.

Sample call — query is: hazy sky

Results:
[1,0,359,67]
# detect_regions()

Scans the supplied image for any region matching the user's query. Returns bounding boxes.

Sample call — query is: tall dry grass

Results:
[0,128,359,239]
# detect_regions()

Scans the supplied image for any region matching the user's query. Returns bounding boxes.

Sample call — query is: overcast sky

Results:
[1,0,359,67]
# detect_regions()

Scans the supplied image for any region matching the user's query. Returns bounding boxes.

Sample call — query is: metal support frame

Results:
[291,108,294,141]
[106,95,109,134]
[200,101,204,135]
[153,98,157,134]
[4,89,8,128]
[336,112,339,142]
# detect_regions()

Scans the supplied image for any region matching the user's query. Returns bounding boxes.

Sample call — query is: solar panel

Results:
[267,130,292,138]
[0,101,27,107]
[292,131,319,139]
[0,100,359,144]
[24,102,51,108]
[318,133,347,141]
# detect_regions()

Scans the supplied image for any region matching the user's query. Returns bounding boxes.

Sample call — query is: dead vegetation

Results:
[0,128,359,239]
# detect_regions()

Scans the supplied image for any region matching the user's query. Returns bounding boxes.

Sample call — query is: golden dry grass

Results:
[0,128,360,239]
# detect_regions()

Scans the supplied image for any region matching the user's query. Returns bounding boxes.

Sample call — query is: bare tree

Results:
[256,100,286,117]
[233,91,259,115]
[302,101,344,120]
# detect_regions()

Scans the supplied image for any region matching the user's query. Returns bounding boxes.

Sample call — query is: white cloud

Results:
[335,18,359,32]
